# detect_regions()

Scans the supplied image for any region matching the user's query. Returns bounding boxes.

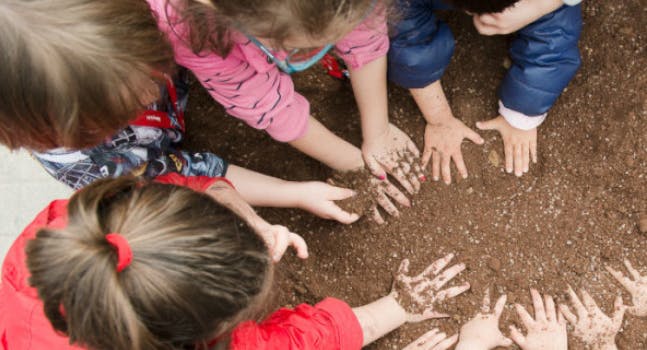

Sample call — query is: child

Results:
[0,176,471,349]
[0,0,412,223]
[388,0,582,182]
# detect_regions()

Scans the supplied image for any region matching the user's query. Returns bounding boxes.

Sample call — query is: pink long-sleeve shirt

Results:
[147,0,389,142]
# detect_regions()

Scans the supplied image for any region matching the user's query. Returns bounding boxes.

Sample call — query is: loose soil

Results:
[185,2,646,349]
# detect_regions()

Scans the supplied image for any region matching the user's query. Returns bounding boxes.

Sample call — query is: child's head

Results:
[0,0,175,151]
[443,0,520,14]
[26,177,271,350]
[184,0,380,55]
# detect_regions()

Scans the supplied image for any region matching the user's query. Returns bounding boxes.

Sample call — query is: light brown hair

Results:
[26,177,271,350]
[0,0,175,151]
[176,0,382,56]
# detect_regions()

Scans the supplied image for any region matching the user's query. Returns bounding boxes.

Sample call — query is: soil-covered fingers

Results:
[566,285,588,319]
[508,325,527,348]
[514,303,536,329]
[606,264,635,292]
[375,189,400,218]
[494,294,507,317]
[544,294,557,322]
[370,205,385,225]
[419,253,455,280]
[405,330,458,350]
[431,334,458,350]
[325,202,360,224]
[379,179,411,208]
[404,151,426,184]
[612,295,627,327]
[624,259,643,281]
[434,283,471,303]
[429,263,466,290]
[580,289,601,314]
[530,289,547,323]
[558,304,578,326]
[481,289,492,313]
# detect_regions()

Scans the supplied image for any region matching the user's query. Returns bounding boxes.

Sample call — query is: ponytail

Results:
[27,177,271,350]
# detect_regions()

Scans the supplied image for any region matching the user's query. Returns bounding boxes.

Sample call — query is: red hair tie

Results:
[105,233,133,272]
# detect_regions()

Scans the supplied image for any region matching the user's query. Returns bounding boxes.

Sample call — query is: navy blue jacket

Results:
[388,0,582,116]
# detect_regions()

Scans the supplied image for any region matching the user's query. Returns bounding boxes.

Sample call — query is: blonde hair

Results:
[26,177,271,350]
[177,0,381,56]
[0,0,175,151]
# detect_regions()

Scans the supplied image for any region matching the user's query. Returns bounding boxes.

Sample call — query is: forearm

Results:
[349,57,390,142]
[410,80,454,123]
[352,296,407,346]
[289,116,364,171]
[225,165,301,208]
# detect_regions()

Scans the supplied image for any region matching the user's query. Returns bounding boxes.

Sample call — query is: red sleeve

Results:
[153,173,234,192]
[229,298,363,350]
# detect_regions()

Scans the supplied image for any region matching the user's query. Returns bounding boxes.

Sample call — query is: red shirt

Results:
[0,174,363,350]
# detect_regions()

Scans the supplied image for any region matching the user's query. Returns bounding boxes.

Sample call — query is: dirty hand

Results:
[456,290,513,350]
[404,329,458,350]
[391,253,471,322]
[362,123,425,194]
[253,220,308,262]
[477,116,537,177]
[559,286,625,350]
[422,115,484,185]
[510,289,567,350]
[296,182,360,224]
[606,259,647,317]
[369,176,411,224]
[472,0,564,35]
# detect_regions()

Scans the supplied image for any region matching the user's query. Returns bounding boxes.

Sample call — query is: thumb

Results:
[328,185,357,201]
[364,155,387,180]
[328,203,361,224]
[476,119,500,131]
[465,127,485,145]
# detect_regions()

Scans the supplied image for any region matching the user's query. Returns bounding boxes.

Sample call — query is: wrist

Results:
[383,295,409,324]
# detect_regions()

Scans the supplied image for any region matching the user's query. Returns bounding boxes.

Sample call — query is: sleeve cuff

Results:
[316,298,364,350]
[498,100,547,130]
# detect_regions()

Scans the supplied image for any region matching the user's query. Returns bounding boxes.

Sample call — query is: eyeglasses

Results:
[246,35,334,74]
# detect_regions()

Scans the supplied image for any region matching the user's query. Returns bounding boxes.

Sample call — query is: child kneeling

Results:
[0,175,469,349]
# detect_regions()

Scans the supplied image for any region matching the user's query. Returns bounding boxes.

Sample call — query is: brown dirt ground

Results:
[184,1,646,349]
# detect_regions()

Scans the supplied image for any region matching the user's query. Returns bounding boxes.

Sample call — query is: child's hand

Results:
[362,123,425,195]
[456,290,513,350]
[422,117,484,185]
[509,289,567,350]
[477,116,537,177]
[391,253,471,322]
[559,286,625,350]
[253,220,309,262]
[296,182,360,224]
[370,177,411,224]
[472,0,564,35]
[404,329,458,350]
[606,259,647,317]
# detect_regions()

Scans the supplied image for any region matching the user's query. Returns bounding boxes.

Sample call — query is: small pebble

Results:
[639,213,647,234]
[487,257,502,271]
[488,150,501,167]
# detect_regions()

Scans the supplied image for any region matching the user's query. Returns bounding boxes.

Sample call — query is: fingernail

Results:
[378,175,386,181]
[462,173,468,179]
[433,176,439,181]
[419,175,427,182]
